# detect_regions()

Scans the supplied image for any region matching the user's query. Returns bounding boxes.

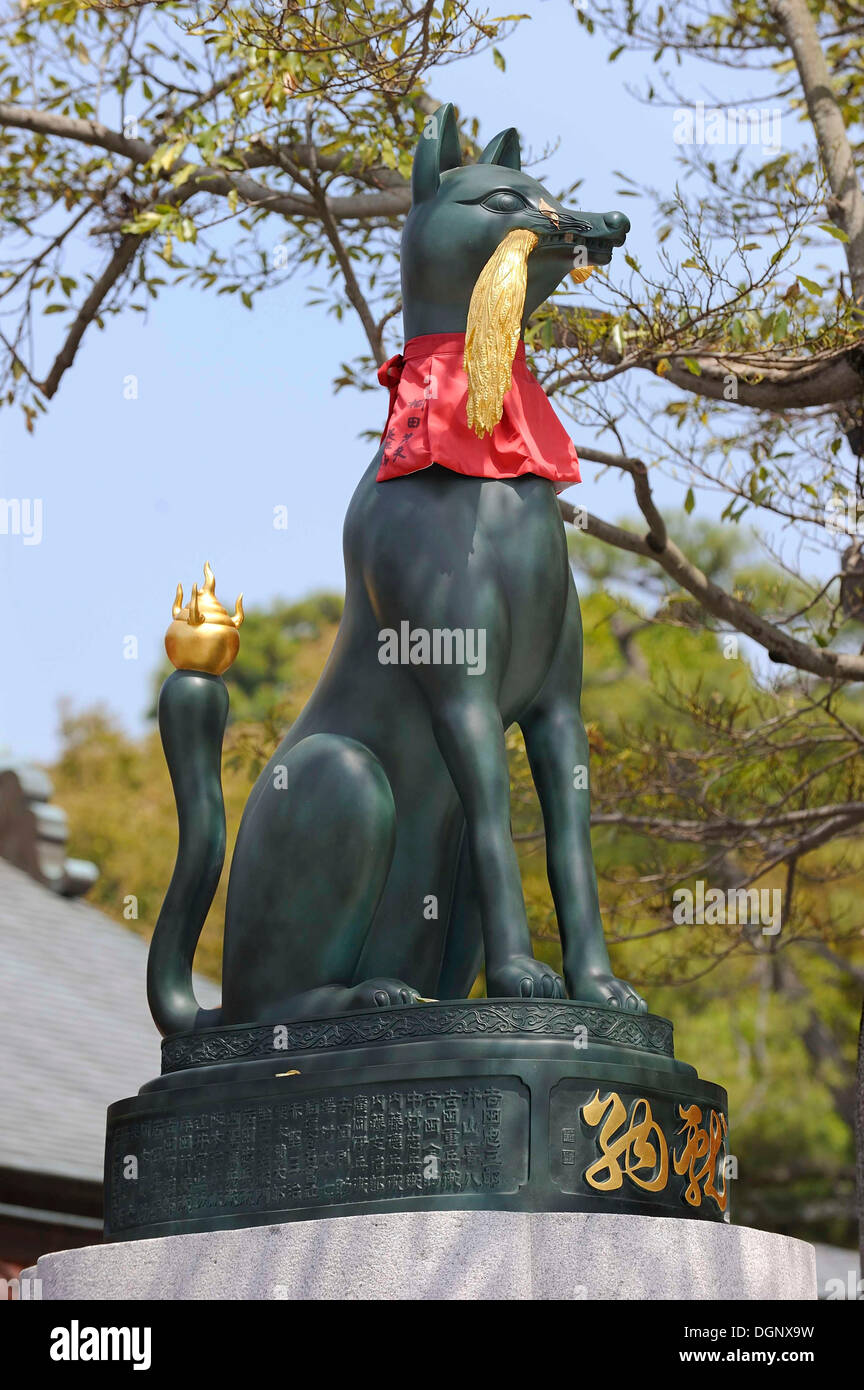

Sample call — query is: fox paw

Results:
[487,955,566,999]
[351,978,424,1009]
[566,969,646,1013]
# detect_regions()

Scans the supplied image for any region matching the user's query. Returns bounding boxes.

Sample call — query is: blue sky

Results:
[1,0,800,762]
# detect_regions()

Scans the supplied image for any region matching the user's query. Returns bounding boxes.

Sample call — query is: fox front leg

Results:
[431,694,565,999]
[520,579,646,1013]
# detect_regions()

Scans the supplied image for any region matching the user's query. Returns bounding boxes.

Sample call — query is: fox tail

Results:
[146,669,226,1037]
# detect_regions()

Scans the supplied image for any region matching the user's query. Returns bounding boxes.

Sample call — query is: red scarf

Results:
[377,332,580,491]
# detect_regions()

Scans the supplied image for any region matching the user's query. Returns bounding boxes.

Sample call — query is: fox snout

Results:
[590,208,630,257]
[602,210,631,237]
[586,208,631,251]
[530,206,630,266]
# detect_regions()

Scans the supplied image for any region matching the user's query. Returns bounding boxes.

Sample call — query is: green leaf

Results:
[684,487,695,514]
[170,164,199,188]
[819,222,849,243]
[492,48,506,71]
[123,211,164,233]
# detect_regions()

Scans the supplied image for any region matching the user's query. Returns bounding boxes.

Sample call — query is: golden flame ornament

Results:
[165,562,244,675]
[464,227,538,439]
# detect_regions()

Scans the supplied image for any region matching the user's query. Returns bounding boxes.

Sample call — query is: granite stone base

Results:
[31,1210,816,1300]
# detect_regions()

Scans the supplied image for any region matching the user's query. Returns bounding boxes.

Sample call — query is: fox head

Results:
[401,103,630,342]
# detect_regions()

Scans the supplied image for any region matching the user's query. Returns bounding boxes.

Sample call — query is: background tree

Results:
[0,0,508,424]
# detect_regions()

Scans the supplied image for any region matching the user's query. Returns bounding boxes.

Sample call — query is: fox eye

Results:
[482,191,526,213]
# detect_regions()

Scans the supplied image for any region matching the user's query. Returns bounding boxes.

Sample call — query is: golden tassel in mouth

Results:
[464,227,538,439]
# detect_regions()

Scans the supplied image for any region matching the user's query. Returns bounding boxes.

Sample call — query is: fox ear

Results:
[477,127,521,171]
[412,102,462,203]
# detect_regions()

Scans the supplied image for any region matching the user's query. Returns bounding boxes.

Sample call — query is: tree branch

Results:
[647,349,864,409]
[0,101,154,161]
[0,101,411,222]
[515,801,864,843]
[558,490,864,682]
[291,117,386,364]
[578,446,667,550]
[769,0,864,301]
[39,233,142,399]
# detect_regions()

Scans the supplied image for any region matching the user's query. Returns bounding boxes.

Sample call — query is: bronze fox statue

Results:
[148,104,645,1035]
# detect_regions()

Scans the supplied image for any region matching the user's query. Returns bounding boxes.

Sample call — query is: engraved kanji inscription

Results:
[107,1077,528,1232]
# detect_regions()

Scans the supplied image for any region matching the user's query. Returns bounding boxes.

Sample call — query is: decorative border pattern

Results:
[161,1000,674,1073]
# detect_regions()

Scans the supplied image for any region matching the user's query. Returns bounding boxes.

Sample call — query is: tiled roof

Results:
[0,858,219,1185]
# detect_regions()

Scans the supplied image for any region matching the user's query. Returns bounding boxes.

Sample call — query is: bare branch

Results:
[39,234,142,399]
[0,101,154,162]
[558,491,864,682]
[647,349,864,410]
[578,446,667,550]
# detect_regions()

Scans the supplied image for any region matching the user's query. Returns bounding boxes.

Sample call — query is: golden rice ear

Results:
[463,228,538,438]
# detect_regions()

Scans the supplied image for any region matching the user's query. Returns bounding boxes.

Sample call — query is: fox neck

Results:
[402,282,543,343]
[400,203,510,341]
[403,301,494,339]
